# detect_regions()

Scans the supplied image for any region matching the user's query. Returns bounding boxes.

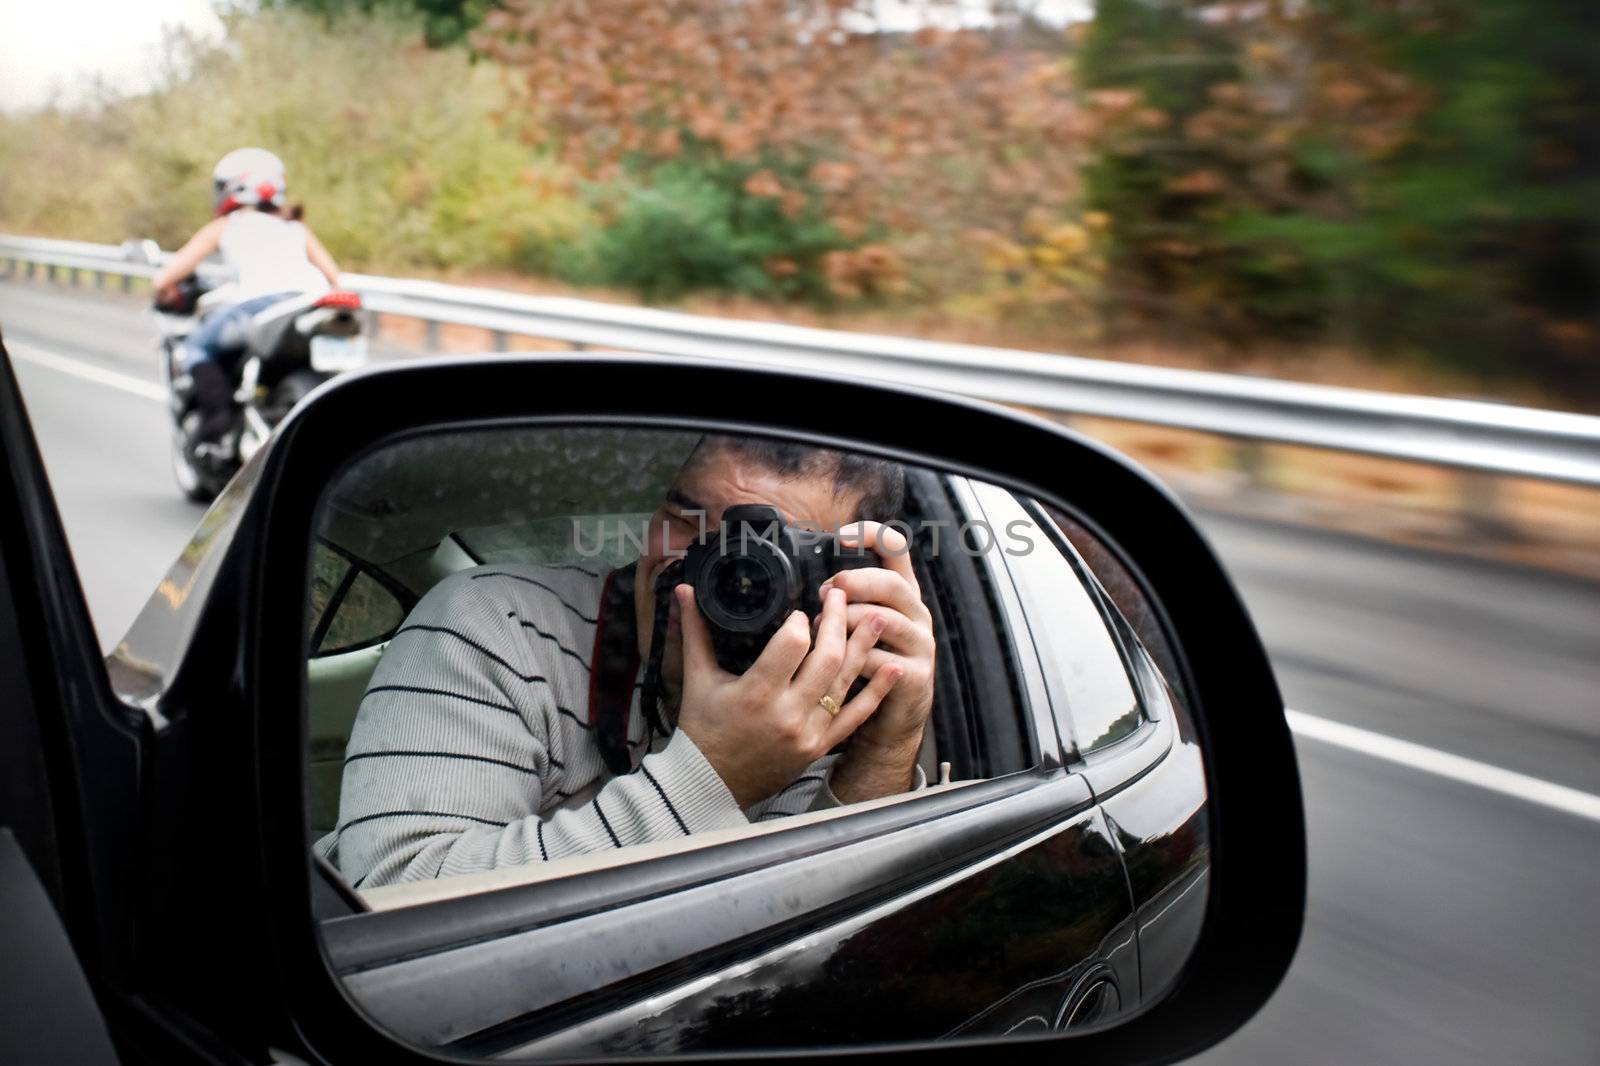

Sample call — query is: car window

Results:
[308,541,408,656]
[454,515,655,572]
[1043,505,1194,717]
[319,570,406,654]
[968,482,1143,759]
[906,470,1041,777]
[308,541,350,639]
[304,425,1050,904]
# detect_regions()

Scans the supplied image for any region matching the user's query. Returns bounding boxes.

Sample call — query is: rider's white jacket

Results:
[219,210,327,300]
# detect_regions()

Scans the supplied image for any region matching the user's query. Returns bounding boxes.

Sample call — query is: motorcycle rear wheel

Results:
[265,370,329,422]
[171,413,226,503]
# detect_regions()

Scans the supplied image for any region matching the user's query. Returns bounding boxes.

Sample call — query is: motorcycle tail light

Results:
[315,291,363,310]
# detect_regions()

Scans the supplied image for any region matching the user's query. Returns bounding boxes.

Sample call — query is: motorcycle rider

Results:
[152,148,342,450]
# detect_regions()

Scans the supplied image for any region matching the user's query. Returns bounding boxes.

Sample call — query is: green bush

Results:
[267,0,494,48]
[555,156,851,303]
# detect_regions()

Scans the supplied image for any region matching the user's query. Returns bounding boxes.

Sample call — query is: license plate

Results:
[309,334,369,372]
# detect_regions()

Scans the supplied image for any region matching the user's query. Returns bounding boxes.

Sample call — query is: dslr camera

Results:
[683,504,879,674]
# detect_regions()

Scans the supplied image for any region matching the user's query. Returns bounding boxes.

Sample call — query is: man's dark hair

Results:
[691,434,905,522]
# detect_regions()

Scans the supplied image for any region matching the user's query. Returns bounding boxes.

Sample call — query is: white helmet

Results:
[212,147,287,215]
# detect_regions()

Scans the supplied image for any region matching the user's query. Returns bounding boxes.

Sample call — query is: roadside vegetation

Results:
[1,0,1593,400]
[0,9,586,273]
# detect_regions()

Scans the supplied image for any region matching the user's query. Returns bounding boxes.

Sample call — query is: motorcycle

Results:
[152,276,368,501]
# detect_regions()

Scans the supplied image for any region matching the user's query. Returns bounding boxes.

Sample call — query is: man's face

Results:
[634,447,859,687]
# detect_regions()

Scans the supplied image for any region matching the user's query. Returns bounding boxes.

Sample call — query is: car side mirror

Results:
[109,355,1304,1065]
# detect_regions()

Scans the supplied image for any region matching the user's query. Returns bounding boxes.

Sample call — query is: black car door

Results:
[0,343,127,1064]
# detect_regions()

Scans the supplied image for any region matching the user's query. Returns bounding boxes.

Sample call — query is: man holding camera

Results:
[322,435,936,889]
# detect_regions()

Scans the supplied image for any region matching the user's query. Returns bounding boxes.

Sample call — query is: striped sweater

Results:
[317,563,851,889]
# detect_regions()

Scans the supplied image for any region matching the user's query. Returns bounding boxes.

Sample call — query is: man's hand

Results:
[673,583,903,809]
[819,522,936,803]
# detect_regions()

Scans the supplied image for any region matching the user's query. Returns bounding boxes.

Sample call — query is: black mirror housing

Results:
[114,355,1305,1065]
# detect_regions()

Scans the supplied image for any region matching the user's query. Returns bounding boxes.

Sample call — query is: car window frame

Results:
[947,476,1066,764]
[1003,495,1181,799]
[1022,498,1153,752]
[907,469,1041,778]
[963,482,1150,763]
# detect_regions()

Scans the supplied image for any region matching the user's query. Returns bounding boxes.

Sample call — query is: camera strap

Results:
[587,561,684,776]
[587,563,641,776]
[638,561,683,743]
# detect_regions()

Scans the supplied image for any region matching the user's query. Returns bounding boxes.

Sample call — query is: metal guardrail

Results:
[5,232,1600,490]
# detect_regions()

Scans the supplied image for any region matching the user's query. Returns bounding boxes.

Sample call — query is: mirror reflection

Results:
[306,425,1207,1056]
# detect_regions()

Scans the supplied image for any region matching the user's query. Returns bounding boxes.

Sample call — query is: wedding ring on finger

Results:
[819,693,841,717]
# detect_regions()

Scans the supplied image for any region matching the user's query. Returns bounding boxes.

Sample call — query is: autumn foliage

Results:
[6,0,1594,392]
[476,0,1103,310]
[1077,0,1599,387]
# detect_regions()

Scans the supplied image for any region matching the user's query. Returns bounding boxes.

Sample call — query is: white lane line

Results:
[7,340,164,402]
[1287,708,1600,824]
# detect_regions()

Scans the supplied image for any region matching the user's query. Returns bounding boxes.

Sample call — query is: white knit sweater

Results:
[317,563,856,889]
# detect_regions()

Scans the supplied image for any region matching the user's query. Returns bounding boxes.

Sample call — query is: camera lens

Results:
[708,554,774,621]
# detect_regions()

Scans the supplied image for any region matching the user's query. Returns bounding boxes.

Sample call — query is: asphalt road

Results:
[4,280,1599,1064]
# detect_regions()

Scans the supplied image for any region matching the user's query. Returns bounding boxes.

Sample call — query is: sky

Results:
[0,0,225,112]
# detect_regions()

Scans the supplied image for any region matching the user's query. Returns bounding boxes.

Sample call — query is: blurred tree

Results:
[1329,0,1600,388]
[476,0,1097,305]
[1079,0,1600,390]
[265,0,494,47]
[1076,0,1245,337]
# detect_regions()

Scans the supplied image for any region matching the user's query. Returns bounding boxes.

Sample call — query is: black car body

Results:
[0,349,1301,1066]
